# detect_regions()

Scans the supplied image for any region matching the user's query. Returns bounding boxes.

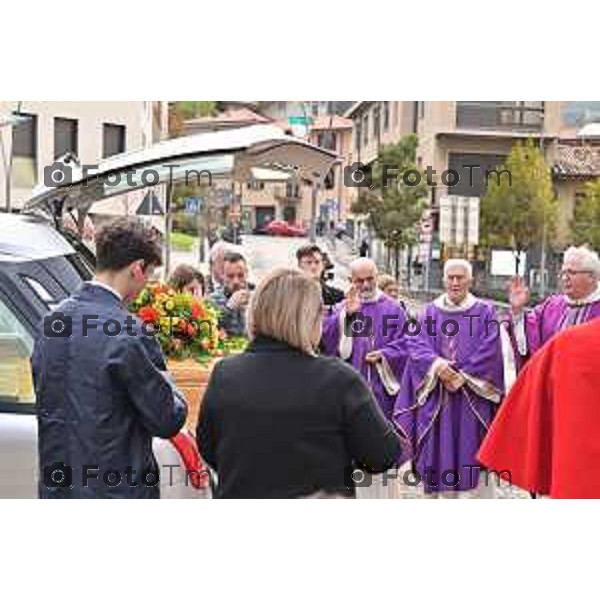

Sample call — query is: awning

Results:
[23,124,339,218]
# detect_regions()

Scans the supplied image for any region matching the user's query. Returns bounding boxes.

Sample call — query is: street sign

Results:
[439,195,480,246]
[184,197,202,215]
[288,115,313,126]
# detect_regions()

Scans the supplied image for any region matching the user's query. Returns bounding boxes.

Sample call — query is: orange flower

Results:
[191,302,204,320]
[139,306,160,324]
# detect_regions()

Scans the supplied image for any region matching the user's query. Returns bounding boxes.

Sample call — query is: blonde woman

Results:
[196,268,403,499]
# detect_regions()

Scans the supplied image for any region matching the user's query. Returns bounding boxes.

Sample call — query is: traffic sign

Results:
[288,115,313,126]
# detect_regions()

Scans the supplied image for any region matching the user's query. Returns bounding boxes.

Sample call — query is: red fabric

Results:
[169,431,209,490]
[478,319,600,498]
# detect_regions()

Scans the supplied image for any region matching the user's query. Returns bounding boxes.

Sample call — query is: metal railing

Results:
[456,102,544,132]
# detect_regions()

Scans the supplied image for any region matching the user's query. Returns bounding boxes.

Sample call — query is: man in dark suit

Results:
[33,218,187,498]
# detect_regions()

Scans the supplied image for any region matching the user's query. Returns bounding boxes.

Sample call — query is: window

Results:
[0,297,34,407]
[54,117,78,159]
[11,113,37,188]
[21,276,60,310]
[447,152,507,197]
[373,106,380,140]
[102,123,126,158]
[286,180,300,198]
[317,131,337,151]
[383,102,390,131]
[324,169,335,190]
[248,180,265,191]
[362,114,369,147]
[354,121,362,151]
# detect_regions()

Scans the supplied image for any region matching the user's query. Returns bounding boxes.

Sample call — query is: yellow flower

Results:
[165,299,175,312]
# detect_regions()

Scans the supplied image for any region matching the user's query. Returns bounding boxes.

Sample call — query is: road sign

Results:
[184,197,202,215]
[288,115,313,126]
[439,195,480,245]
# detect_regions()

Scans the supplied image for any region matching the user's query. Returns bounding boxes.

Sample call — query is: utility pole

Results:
[0,101,25,213]
[539,132,548,297]
[309,179,319,242]
[302,102,320,242]
[164,181,174,276]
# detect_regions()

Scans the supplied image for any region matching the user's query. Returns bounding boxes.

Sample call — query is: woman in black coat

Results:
[196,268,404,499]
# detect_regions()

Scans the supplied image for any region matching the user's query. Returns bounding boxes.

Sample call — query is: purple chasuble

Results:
[322,293,409,422]
[393,296,505,493]
[511,289,600,369]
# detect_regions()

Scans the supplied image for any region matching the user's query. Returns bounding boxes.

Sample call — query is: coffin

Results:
[167,358,217,431]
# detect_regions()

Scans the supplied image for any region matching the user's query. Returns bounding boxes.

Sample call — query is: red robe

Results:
[478,318,600,498]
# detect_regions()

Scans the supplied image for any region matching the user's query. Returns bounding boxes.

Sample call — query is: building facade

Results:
[0,101,167,212]
[345,101,583,287]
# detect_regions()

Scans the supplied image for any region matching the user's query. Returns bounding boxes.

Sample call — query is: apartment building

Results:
[345,101,418,166]
[0,101,167,212]
[346,101,577,285]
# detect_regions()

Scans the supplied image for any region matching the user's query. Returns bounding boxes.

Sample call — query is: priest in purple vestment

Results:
[322,258,409,423]
[508,245,600,369]
[322,258,411,498]
[393,259,506,497]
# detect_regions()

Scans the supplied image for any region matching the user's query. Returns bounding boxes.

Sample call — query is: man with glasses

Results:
[508,245,600,367]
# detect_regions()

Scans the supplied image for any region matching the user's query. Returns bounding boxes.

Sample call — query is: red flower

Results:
[191,302,204,320]
[139,306,160,324]
[178,320,197,337]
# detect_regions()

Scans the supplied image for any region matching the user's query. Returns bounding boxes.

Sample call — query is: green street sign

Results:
[288,115,313,126]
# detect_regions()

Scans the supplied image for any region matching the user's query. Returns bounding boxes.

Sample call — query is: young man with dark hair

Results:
[296,244,344,308]
[33,217,187,499]
[208,251,252,336]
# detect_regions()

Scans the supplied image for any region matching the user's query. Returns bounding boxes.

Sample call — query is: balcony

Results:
[456,102,544,132]
[274,184,302,204]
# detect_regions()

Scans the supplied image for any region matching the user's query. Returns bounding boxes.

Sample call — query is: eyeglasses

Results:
[560,269,592,278]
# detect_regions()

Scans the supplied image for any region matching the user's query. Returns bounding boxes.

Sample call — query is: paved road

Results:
[241,234,350,289]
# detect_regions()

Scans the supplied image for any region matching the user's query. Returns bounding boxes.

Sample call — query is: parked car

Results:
[0,212,212,499]
[260,219,307,237]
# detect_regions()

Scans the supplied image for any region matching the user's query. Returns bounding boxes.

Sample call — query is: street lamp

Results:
[0,109,30,213]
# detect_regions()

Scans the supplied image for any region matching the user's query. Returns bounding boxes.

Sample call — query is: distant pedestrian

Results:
[359,238,370,257]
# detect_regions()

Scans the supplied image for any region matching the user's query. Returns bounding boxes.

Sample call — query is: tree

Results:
[570,178,600,249]
[168,101,218,137]
[351,135,428,280]
[480,138,557,274]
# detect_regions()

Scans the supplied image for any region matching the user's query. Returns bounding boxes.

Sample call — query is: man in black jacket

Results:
[33,218,187,498]
[296,244,344,308]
